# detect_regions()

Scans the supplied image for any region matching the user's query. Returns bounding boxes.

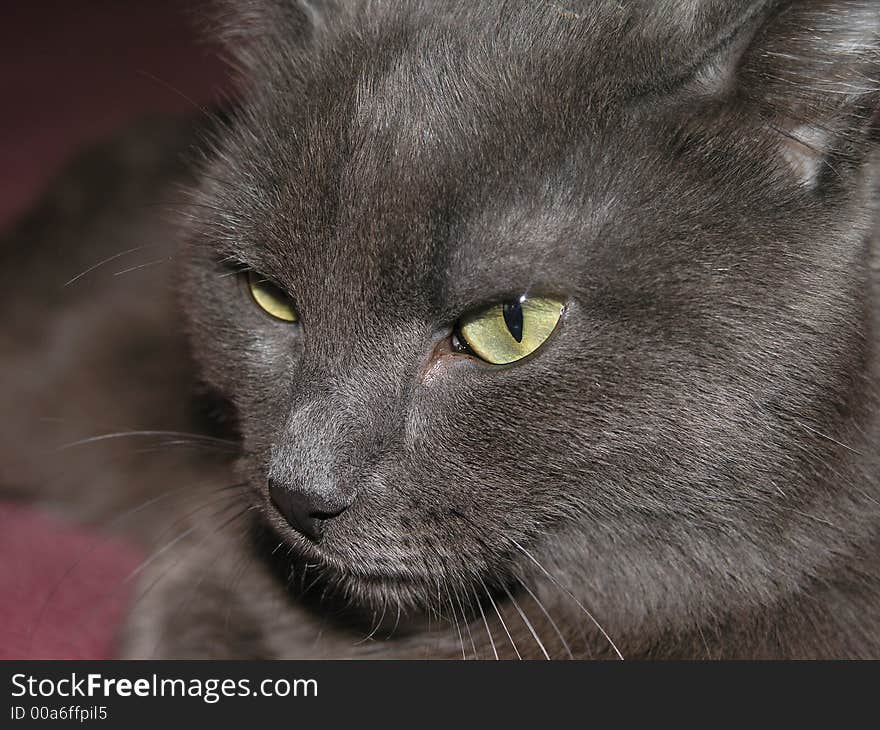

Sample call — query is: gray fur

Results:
[3,0,880,658]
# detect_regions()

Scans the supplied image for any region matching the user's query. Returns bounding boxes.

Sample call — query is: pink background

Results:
[0,0,230,658]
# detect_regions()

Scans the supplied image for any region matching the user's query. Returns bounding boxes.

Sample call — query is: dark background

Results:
[0,0,230,659]
[0,0,230,231]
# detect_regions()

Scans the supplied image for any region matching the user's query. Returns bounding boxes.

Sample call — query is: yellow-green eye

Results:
[246,271,298,323]
[456,296,564,365]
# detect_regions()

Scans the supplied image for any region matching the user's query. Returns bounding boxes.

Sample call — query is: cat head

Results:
[182,0,880,645]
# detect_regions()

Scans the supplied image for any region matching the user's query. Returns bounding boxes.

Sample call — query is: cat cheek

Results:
[421,356,452,386]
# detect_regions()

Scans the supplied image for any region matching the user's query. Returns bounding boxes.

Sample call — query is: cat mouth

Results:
[252,518,446,623]
[257,493,434,581]
[251,494,516,621]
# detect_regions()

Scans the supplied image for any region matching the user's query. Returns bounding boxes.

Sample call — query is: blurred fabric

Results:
[0,503,143,659]
[0,0,229,658]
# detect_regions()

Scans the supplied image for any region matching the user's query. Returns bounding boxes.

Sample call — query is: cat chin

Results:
[248,494,520,621]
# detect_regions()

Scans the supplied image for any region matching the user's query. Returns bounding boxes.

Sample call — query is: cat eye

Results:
[454,296,564,365]
[246,271,299,323]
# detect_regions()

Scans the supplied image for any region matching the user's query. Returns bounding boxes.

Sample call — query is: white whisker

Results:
[515,578,574,660]
[470,584,498,660]
[509,537,624,660]
[502,584,550,659]
[478,575,520,660]
[63,246,146,287]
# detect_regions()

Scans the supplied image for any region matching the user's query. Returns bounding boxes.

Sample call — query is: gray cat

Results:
[3,0,880,658]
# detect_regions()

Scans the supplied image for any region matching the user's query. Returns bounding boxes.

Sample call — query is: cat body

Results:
[3,0,880,658]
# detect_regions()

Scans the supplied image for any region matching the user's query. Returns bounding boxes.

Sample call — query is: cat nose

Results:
[268,478,352,542]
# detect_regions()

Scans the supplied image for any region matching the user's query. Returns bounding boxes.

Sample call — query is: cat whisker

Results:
[502,584,550,660]
[128,502,254,606]
[794,419,863,456]
[478,575,521,660]
[136,70,212,119]
[131,440,243,457]
[63,246,150,287]
[380,597,405,642]
[514,577,574,660]
[302,569,326,597]
[432,575,452,624]
[112,258,172,277]
[218,266,251,279]
[58,429,239,452]
[124,495,248,587]
[441,584,467,660]
[451,584,479,659]
[470,584,498,660]
[388,601,403,641]
[698,626,713,660]
[354,601,387,645]
[508,537,624,660]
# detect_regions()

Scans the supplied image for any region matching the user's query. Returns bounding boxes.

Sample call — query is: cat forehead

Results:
[235,0,767,98]
[238,0,771,199]
[208,0,779,305]
[237,65,631,282]
[240,14,645,223]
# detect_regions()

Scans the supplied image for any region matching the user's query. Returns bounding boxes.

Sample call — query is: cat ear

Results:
[211,0,338,69]
[693,0,880,187]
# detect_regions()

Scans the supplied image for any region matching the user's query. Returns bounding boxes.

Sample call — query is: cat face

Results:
[182,0,880,634]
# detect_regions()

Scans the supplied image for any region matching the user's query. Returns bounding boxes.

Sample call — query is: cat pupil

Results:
[503,301,524,343]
